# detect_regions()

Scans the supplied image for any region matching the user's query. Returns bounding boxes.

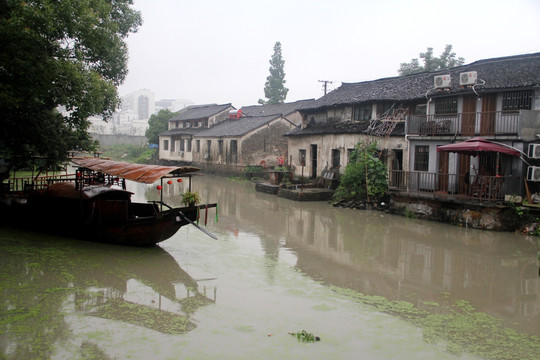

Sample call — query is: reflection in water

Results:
[0,232,214,359]
[164,175,539,338]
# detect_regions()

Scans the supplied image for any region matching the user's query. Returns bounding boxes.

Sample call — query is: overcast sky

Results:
[118,0,540,108]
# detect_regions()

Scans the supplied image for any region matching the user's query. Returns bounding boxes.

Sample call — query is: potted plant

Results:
[181,191,201,207]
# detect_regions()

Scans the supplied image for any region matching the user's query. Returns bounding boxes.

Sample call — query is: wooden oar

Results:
[178,211,218,240]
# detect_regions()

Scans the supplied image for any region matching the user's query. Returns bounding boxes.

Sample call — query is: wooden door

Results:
[458,154,471,194]
[481,94,497,135]
[437,151,449,192]
[310,144,318,179]
[461,95,476,136]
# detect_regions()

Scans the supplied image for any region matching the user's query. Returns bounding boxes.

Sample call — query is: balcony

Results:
[389,170,522,203]
[407,111,520,137]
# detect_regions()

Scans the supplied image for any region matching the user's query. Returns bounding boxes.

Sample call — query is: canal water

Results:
[1,175,539,360]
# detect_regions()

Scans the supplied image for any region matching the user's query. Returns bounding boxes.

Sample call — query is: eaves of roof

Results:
[285,121,405,137]
[194,115,282,138]
[159,127,203,136]
[169,103,233,122]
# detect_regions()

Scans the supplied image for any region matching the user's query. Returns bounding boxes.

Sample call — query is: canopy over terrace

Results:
[71,158,200,184]
[436,137,521,157]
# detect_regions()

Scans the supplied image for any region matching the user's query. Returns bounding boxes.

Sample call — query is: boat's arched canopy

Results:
[71,158,200,184]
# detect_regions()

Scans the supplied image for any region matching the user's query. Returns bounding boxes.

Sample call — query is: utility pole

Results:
[318,80,332,95]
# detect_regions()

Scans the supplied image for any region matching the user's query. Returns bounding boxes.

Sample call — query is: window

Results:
[434,97,457,115]
[187,140,192,152]
[179,139,184,151]
[218,140,224,155]
[414,146,429,171]
[171,139,175,152]
[206,140,211,153]
[353,104,371,121]
[230,140,238,155]
[299,149,306,166]
[163,139,169,151]
[196,140,200,153]
[331,149,341,168]
[502,90,533,112]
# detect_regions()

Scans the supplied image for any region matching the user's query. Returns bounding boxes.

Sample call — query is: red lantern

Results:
[167,180,172,185]
[177,178,182,182]
[156,185,162,190]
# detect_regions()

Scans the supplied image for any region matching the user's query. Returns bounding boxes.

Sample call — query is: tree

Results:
[145,109,175,145]
[258,41,289,105]
[333,142,388,203]
[398,45,465,76]
[0,0,142,173]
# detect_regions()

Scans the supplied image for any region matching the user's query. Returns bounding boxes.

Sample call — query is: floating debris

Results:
[289,330,320,343]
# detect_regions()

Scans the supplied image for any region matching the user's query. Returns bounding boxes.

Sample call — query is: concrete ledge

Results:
[255,182,280,195]
[278,188,334,201]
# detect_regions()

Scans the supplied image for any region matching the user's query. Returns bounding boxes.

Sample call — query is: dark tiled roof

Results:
[285,121,405,137]
[240,99,316,117]
[194,115,283,138]
[309,52,540,109]
[169,103,233,121]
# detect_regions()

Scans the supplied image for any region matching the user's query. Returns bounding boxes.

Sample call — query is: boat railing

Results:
[2,174,77,194]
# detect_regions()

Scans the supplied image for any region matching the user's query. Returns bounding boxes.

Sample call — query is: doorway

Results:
[310,144,318,179]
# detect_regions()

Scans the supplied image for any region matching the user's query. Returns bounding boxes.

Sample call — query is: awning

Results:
[436,137,521,157]
[71,158,200,184]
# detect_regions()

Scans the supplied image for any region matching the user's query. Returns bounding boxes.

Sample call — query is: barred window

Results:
[434,97,457,115]
[414,146,429,171]
[502,90,533,112]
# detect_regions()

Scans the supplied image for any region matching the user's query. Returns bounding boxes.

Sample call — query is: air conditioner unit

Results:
[434,75,451,89]
[203,153,209,159]
[459,71,477,86]
[178,151,184,156]
[528,143,540,159]
[526,166,540,181]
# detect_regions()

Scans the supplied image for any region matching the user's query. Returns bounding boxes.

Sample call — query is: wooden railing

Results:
[389,170,522,202]
[407,111,520,136]
[2,174,76,194]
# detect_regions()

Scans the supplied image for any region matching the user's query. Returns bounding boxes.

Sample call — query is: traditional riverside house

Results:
[287,52,540,203]
[192,113,298,175]
[285,81,410,182]
[158,103,234,164]
[402,52,540,202]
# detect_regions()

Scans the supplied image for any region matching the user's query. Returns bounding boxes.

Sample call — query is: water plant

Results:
[289,330,320,343]
[332,286,540,360]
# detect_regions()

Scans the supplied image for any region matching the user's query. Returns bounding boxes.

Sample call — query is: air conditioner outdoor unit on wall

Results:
[528,143,540,159]
[203,153,209,159]
[526,166,540,181]
[434,75,451,89]
[459,71,477,86]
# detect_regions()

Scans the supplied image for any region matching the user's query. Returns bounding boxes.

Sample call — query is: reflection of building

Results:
[283,207,539,335]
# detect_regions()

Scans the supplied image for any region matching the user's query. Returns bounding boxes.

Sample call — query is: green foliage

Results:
[398,45,465,76]
[258,41,289,105]
[181,191,201,206]
[333,142,388,202]
[100,144,155,164]
[145,109,175,145]
[0,0,142,170]
[289,330,320,343]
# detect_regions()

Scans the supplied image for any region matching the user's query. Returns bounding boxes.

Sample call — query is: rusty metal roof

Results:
[72,158,200,184]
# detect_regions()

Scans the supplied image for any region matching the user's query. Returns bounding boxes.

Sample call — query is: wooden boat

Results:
[1,158,217,246]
